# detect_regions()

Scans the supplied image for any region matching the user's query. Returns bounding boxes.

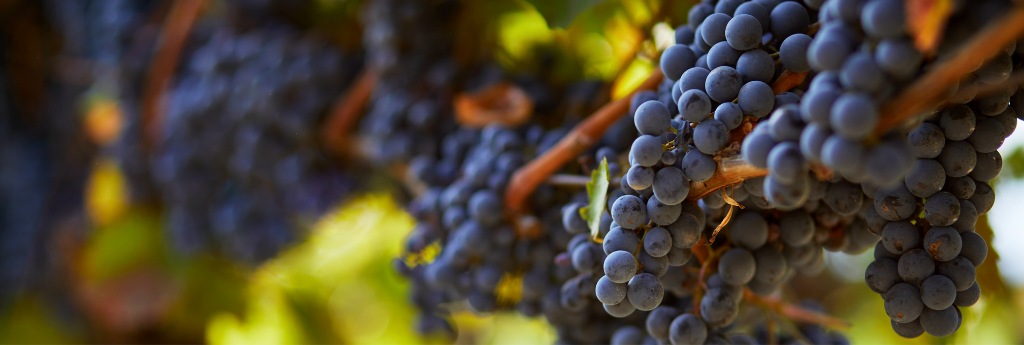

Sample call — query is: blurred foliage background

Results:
[0,0,1023,344]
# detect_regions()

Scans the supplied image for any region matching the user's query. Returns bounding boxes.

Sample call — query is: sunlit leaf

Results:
[583,158,610,240]
[611,59,655,99]
[906,0,955,53]
[82,209,164,281]
[522,0,610,29]
[1004,146,1024,179]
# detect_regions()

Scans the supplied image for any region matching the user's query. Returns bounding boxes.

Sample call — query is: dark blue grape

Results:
[706,66,743,103]
[661,44,699,81]
[770,1,809,39]
[725,14,762,50]
[708,41,742,70]
[738,80,775,118]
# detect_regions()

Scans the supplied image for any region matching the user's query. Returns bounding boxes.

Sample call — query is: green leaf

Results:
[582,158,610,240]
[1004,146,1024,180]
[522,0,609,29]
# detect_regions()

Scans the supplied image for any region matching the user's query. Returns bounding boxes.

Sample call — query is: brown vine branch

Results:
[743,289,852,330]
[874,6,1024,136]
[323,68,380,155]
[141,0,206,151]
[505,69,665,213]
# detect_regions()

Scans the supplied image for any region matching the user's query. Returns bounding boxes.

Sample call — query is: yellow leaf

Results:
[85,158,128,226]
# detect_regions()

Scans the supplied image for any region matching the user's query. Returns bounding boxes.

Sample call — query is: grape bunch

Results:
[358,0,464,166]
[151,25,362,263]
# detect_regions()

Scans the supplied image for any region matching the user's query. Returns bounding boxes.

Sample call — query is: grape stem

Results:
[743,289,853,330]
[324,68,380,156]
[504,69,665,213]
[141,0,207,151]
[874,6,1024,135]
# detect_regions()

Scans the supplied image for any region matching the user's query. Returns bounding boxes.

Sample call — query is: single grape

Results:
[770,1,809,39]
[884,282,924,323]
[865,258,901,294]
[738,80,775,118]
[612,195,648,229]
[821,135,866,178]
[976,52,1013,85]
[596,275,628,305]
[604,300,637,318]
[735,1,771,31]
[669,314,708,345]
[920,274,957,310]
[800,123,832,162]
[891,319,924,339]
[937,140,977,178]
[945,176,975,200]
[924,192,961,227]
[780,33,813,73]
[680,67,711,92]
[700,288,740,328]
[768,142,808,184]
[919,306,959,337]
[706,66,743,103]
[882,220,921,255]
[661,44,699,81]
[969,150,1002,182]
[688,3,715,29]
[631,135,665,167]
[874,184,917,221]
[808,23,856,71]
[715,102,744,130]
[840,52,885,93]
[667,246,693,266]
[743,125,776,168]
[635,100,673,136]
[708,41,741,70]
[627,164,655,191]
[898,248,936,286]
[729,211,769,250]
[646,306,680,340]
[737,48,775,83]
[605,250,640,283]
[875,39,921,81]
[780,209,814,246]
[752,246,788,285]
[627,272,664,311]
[905,159,946,198]
[935,256,976,291]
[644,226,674,257]
[825,181,863,216]
[682,150,717,183]
[716,0,745,14]
[831,93,878,139]
[718,248,757,285]
[953,281,980,307]
[958,231,987,267]
[702,13,733,45]
[768,104,805,142]
[604,228,640,255]
[969,180,994,214]
[694,119,730,154]
[764,173,810,210]
[939,105,977,141]
[679,89,713,123]
[861,0,905,38]
[653,167,690,205]
[951,199,978,233]
[611,326,644,345]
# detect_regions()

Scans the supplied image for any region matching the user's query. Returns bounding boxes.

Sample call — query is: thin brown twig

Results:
[141,0,206,151]
[323,68,380,155]
[874,6,1024,135]
[743,289,853,330]
[505,69,665,213]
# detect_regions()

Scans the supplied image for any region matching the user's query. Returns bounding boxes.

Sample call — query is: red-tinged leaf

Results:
[906,0,955,54]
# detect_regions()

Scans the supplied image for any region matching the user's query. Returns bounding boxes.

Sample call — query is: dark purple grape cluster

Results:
[150,25,362,263]
[358,0,465,166]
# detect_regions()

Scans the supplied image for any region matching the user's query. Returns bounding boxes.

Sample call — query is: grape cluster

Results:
[358,0,464,166]
[151,25,362,262]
